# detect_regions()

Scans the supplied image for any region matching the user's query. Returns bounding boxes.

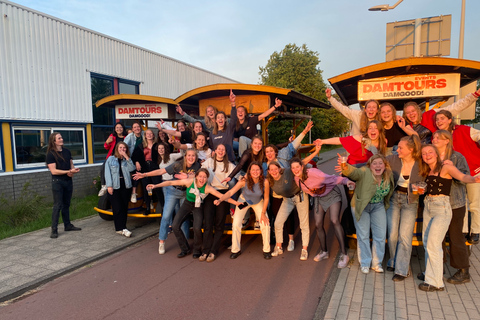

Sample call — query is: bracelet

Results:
[473,92,480,98]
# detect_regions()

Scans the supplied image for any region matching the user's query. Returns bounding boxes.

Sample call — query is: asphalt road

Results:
[1,158,344,320]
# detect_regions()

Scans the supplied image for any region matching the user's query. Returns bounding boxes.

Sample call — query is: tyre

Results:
[97,194,113,221]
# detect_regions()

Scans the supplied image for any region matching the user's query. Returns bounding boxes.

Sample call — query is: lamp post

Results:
[368,0,404,12]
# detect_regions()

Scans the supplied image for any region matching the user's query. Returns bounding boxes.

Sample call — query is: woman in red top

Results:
[99,123,127,196]
[319,120,387,167]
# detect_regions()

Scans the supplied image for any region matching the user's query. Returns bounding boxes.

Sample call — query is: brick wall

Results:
[0,165,101,202]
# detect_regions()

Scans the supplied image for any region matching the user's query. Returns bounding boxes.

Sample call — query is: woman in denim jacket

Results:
[386,135,423,281]
[105,142,136,237]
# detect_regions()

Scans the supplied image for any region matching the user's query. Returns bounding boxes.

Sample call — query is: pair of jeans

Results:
[172,200,203,254]
[231,196,270,254]
[386,192,418,276]
[466,173,480,233]
[352,202,386,269]
[158,185,188,241]
[274,192,309,247]
[202,192,229,256]
[108,179,131,231]
[423,195,452,288]
[51,178,73,231]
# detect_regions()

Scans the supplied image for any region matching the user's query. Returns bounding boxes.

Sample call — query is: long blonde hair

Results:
[366,154,392,187]
[360,99,380,133]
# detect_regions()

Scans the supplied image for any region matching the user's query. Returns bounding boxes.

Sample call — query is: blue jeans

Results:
[423,195,452,288]
[158,186,189,241]
[352,202,387,269]
[386,192,418,276]
[51,178,73,231]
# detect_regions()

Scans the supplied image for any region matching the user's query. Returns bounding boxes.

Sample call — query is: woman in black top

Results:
[380,102,416,154]
[46,132,81,238]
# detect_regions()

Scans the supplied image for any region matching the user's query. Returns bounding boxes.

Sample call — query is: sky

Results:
[8,0,480,85]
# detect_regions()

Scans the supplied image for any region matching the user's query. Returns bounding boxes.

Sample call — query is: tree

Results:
[259,44,349,144]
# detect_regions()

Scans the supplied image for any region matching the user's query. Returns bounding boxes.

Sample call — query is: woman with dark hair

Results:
[154,142,183,214]
[385,134,423,281]
[132,129,159,215]
[200,144,237,262]
[157,119,196,145]
[319,120,387,167]
[173,132,212,163]
[105,142,136,237]
[148,168,240,258]
[46,132,81,238]
[267,143,322,261]
[215,162,271,259]
[291,157,354,268]
[98,122,127,196]
[123,121,144,203]
[157,129,174,153]
[340,154,394,274]
[402,102,432,144]
[233,97,281,156]
[435,110,480,244]
[417,144,480,292]
[432,130,471,284]
[326,88,380,135]
[379,102,417,154]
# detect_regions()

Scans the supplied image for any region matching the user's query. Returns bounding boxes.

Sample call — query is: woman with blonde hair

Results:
[340,154,394,274]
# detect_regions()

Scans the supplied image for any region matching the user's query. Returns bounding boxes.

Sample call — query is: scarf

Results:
[189,180,207,207]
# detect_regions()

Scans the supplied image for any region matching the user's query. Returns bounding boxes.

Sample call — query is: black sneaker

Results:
[50,230,58,239]
[263,252,272,260]
[417,272,425,281]
[65,224,81,231]
[468,233,479,245]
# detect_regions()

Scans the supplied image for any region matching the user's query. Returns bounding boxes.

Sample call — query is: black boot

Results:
[468,233,479,244]
[447,268,471,284]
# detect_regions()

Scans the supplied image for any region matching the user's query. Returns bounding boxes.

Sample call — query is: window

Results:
[13,126,86,169]
[91,74,140,162]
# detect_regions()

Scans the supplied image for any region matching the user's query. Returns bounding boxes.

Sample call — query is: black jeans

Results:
[108,179,131,231]
[172,200,203,254]
[51,178,73,231]
[202,192,229,255]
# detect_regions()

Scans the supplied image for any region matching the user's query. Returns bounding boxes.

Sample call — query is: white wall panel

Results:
[0,1,236,123]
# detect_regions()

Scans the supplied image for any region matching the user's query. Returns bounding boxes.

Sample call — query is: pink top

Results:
[294,168,349,197]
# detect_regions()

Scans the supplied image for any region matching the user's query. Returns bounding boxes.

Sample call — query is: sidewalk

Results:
[0,215,159,302]
[317,245,480,320]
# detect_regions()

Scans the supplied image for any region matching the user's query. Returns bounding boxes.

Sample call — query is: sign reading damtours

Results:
[115,104,168,119]
[358,73,460,101]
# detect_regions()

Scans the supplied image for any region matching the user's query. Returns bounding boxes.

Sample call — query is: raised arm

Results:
[258,97,282,121]
[397,116,418,136]
[326,88,361,121]
[445,164,480,183]
[440,88,480,116]
[318,137,342,145]
[147,178,191,190]
[302,141,321,165]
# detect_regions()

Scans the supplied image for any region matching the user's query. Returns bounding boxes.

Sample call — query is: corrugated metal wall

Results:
[0,1,237,123]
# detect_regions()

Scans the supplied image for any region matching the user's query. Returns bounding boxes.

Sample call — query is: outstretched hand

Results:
[176,104,185,116]
[229,89,236,104]
[325,88,332,99]
[274,97,282,108]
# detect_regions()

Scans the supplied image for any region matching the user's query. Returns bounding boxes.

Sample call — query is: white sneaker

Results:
[300,249,308,261]
[361,267,370,274]
[313,251,329,262]
[122,229,132,238]
[271,246,283,257]
[130,193,137,203]
[372,265,384,273]
[98,185,107,196]
[287,239,295,252]
[158,242,165,255]
[150,202,154,210]
[337,253,349,268]
[254,221,260,230]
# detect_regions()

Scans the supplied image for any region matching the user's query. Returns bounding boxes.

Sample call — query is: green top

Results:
[186,182,206,203]
[370,179,391,204]
[342,164,394,221]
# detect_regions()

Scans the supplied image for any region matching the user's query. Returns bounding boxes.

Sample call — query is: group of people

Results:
[45,87,480,293]
[323,87,480,292]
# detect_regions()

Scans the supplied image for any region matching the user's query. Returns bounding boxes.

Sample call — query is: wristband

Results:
[473,92,480,98]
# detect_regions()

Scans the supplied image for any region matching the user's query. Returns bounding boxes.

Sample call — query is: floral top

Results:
[370,179,391,204]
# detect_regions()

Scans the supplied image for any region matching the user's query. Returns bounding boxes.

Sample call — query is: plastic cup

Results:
[412,184,419,195]
[417,181,427,194]
[348,184,355,196]
[147,187,153,196]
[341,156,348,170]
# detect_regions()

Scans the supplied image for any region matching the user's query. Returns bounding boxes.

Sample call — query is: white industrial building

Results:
[0,0,236,198]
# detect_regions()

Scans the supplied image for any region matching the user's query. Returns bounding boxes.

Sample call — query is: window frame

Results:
[12,125,87,170]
